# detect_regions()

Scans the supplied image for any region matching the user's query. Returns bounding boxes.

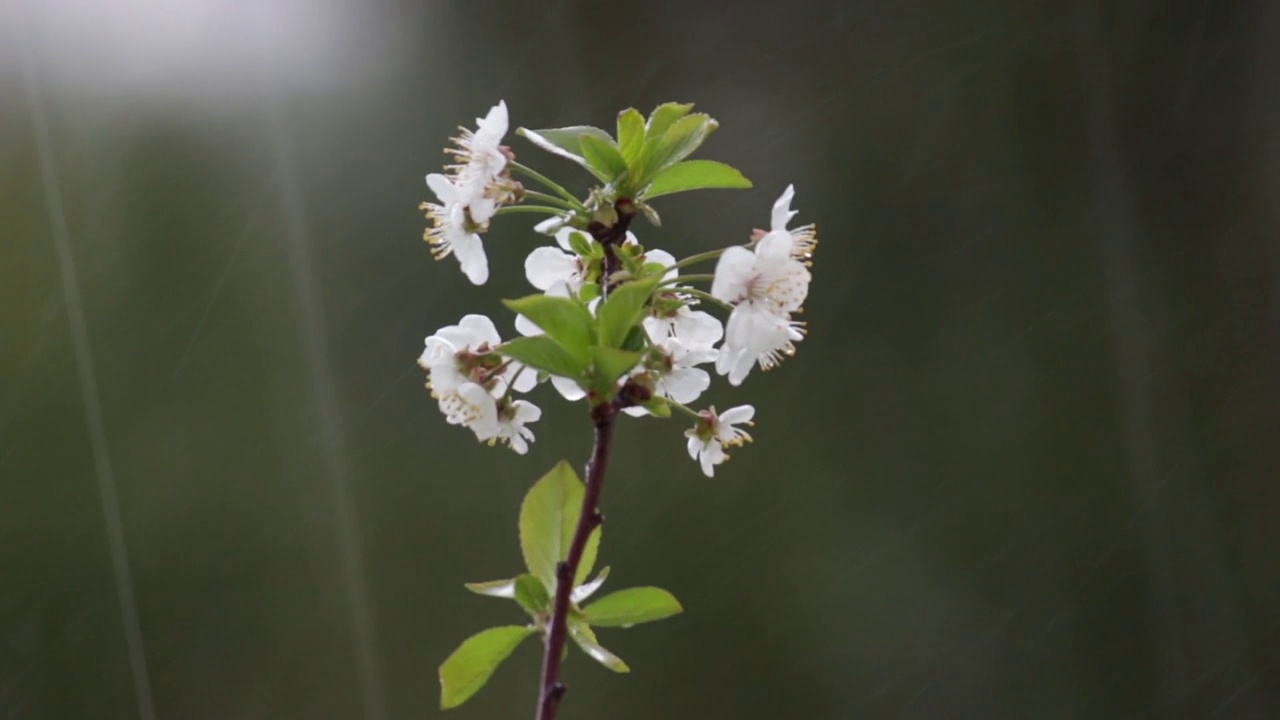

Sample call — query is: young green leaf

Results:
[518,126,617,182]
[464,578,517,599]
[590,346,643,390]
[597,277,662,348]
[571,565,610,604]
[514,574,551,614]
[645,102,695,139]
[641,159,752,200]
[579,134,628,182]
[519,461,585,591]
[582,587,683,628]
[568,621,630,673]
[616,108,646,168]
[502,295,595,363]
[621,325,648,353]
[576,526,601,588]
[643,114,717,179]
[439,625,535,709]
[499,336,587,380]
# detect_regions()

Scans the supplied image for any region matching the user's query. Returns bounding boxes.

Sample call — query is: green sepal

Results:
[642,397,672,418]
[566,229,594,257]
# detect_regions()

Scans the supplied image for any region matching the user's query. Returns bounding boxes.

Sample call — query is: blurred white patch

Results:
[2,0,401,104]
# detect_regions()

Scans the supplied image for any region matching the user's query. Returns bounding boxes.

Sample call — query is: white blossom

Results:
[421,101,516,285]
[524,227,590,295]
[710,185,814,385]
[422,175,489,285]
[419,315,535,416]
[760,184,817,261]
[684,405,755,477]
[447,382,542,454]
[445,100,511,224]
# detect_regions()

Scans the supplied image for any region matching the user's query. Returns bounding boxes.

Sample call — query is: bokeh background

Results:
[3,1,1279,718]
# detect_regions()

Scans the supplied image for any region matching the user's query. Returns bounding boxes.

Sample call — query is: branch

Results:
[534,200,636,720]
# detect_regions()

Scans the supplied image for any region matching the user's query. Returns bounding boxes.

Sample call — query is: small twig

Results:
[534,200,636,720]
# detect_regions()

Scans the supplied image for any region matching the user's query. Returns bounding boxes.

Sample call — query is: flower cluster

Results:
[417,101,817,476]
[420,101,521,285]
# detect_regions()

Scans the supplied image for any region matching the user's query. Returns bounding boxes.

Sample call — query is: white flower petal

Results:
[699,443,720,477]
[514,313,543,337]
[551,375,586,401]
[658,367,710,404]
[426,173,459,202]
[672,310,724,348]
[710,246,756,302]
[770,184,798,231]
[452,232,489,285]
[506,366,538,393]
[719,405,755,426]
[686,435,702,461]
[645,248,677,281]
[534,216,564,235]
[525,247,579,291]
[458,314,501,346]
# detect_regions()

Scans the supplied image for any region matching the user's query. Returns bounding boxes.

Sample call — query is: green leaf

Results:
[464,578,517,598]
[579,134,628,182]
[642,159,752,200]
[569,621,630,673]
[597,277,662,348]
[582,587,683,628]
[503,295,595,363]
[616,108,646,168]
[514,574,551,614]
[519,461,585,591]
[643,114,717,179]
[591,346,643,390]
[518,126,616,181]
[621,325,648,353]
[576,527,602,588]
[645,102,695,139]
[439,625,535,709]
[499,336,587,380]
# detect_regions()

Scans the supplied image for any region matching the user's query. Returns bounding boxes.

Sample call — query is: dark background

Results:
[3,1,1279,718]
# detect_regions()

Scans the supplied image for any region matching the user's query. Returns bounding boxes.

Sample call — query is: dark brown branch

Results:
[534,201,635,720]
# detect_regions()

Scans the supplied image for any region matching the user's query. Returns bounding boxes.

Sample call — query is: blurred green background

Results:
[3,1,1279,718]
